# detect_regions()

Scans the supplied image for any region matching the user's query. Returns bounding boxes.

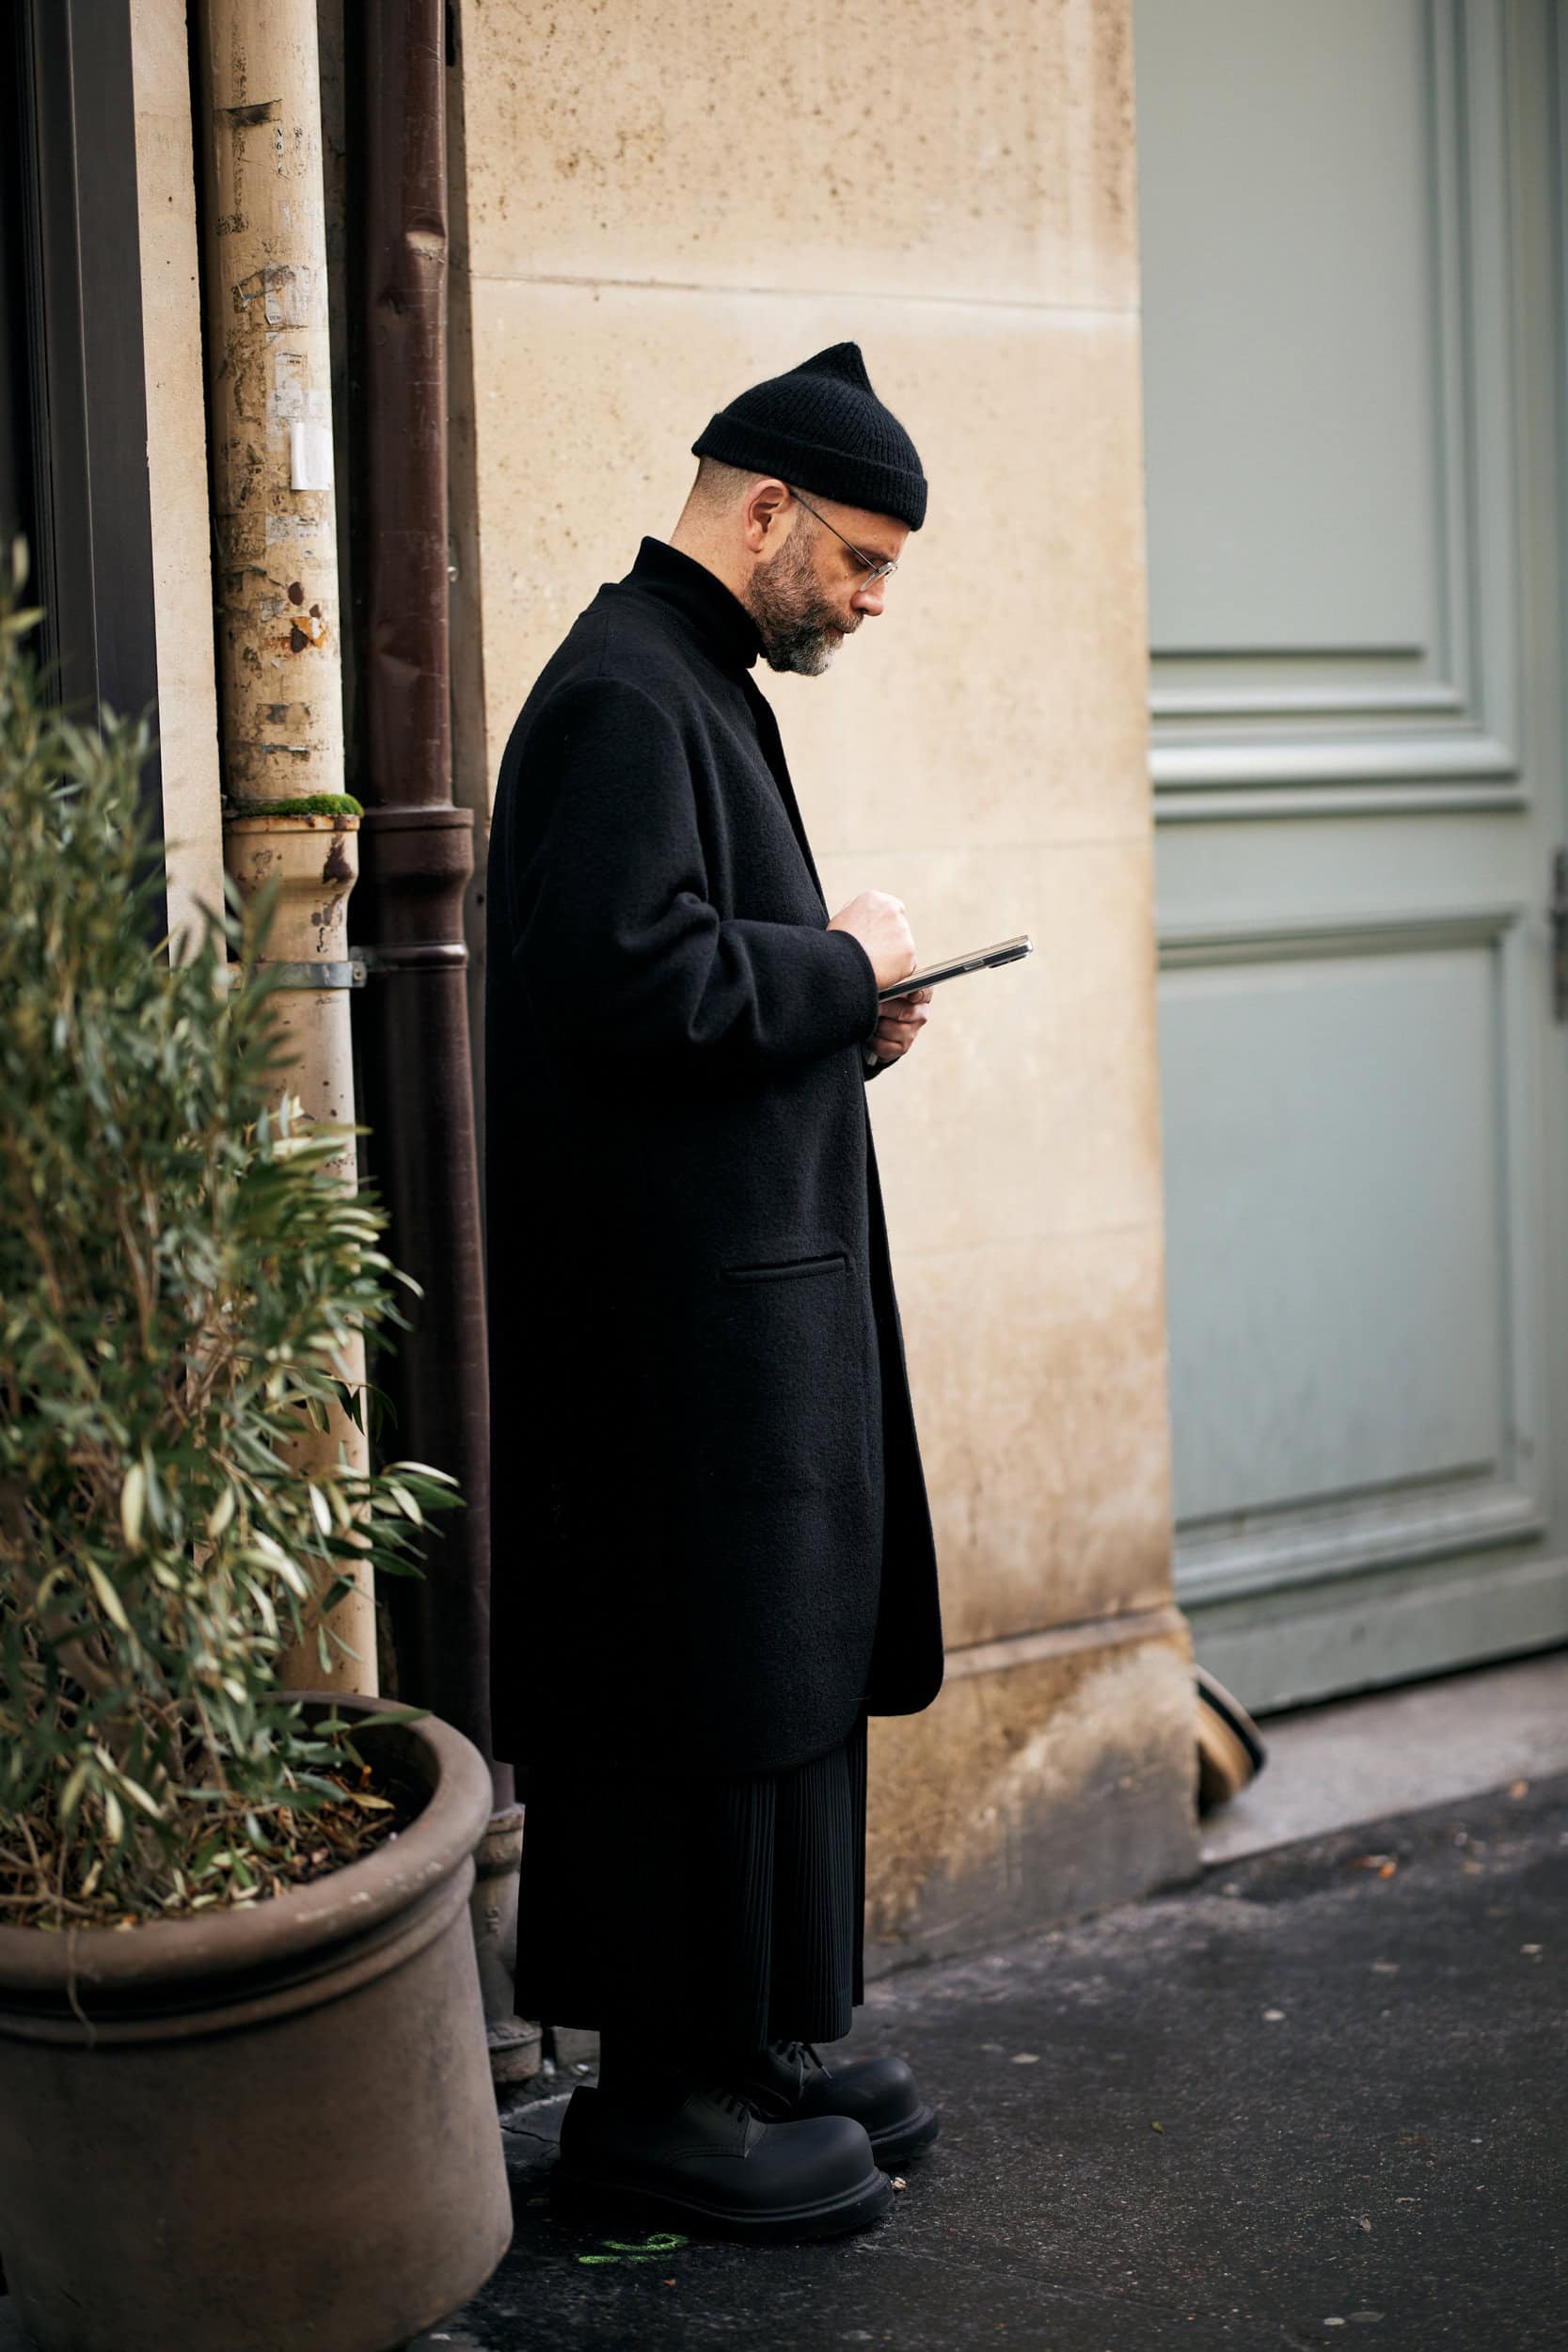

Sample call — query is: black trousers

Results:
[516,1710,868,2055]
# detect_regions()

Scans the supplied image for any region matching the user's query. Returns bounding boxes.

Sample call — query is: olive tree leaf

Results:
[0,586,457,1929]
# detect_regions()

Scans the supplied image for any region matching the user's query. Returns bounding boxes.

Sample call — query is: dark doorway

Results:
[2,0,163,847]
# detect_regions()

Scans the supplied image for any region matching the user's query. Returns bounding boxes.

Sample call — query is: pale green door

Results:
[1134,0,1568,1708]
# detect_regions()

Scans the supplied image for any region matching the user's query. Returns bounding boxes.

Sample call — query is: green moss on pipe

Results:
[229,793,365,820]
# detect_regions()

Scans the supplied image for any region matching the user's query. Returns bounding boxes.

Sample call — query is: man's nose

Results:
[852,579,888,618]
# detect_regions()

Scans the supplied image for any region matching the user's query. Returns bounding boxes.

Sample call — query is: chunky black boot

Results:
[737,2041,940,2166]
[551,2081,894,2243]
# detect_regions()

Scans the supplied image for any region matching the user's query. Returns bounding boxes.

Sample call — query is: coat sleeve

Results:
[504,675,880,1078]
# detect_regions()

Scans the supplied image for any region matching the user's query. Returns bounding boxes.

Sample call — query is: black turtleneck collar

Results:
[625,536,763,673]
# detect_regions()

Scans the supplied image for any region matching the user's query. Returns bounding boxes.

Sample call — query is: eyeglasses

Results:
[786,485,899,586]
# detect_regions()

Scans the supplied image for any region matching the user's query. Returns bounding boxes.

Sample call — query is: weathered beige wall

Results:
[131,0,225,959]
[454,0,1196,1955]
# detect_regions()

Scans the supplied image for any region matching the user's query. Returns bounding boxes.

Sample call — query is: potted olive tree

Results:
[0,584,511,2352]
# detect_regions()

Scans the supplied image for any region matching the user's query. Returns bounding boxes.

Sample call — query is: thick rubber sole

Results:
[868,2104,940,2167]
[550,2158,895,2244]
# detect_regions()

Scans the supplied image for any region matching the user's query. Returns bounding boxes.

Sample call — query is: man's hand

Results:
[827,889,916,990]
[867,986,932,1065]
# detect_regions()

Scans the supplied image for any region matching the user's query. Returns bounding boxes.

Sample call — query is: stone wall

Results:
[451,0,1199,1960]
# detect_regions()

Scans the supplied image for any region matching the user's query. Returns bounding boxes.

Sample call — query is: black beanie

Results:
[691,342,927,532]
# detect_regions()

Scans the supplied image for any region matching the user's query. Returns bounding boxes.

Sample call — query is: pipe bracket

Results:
[350,941,469,974]
[237,958,367,991]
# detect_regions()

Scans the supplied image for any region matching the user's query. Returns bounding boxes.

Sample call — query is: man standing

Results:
[485,344,944,2242]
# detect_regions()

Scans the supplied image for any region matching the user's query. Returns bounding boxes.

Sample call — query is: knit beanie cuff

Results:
[692,415,927,533]
[689,343,927,532]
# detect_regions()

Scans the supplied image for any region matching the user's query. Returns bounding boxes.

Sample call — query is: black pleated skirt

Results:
[515,1710,867,2053]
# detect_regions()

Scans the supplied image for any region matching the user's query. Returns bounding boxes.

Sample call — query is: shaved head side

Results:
[690,454,755,514]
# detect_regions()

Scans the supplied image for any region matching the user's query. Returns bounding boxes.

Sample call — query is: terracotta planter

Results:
[0,1698,512,2352]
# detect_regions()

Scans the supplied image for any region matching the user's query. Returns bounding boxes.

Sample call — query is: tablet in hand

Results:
[877,935,1034,1001]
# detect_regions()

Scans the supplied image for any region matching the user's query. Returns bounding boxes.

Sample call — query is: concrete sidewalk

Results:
[1200,1651,1568,1867]
[3,1771,1563,2351]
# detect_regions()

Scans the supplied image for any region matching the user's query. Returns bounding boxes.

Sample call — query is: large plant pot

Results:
[0,1698,512,2352]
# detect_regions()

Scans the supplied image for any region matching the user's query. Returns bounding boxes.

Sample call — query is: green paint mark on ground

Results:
[577,2231,690,2266]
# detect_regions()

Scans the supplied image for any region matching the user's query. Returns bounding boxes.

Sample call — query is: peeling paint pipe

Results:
[195,0,375,1692]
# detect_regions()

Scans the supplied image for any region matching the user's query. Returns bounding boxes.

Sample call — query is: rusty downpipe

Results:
[353,0,488,1765]
[351,4,535,2079]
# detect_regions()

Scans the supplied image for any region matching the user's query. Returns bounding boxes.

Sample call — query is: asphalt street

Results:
[426,1772,1568,2352]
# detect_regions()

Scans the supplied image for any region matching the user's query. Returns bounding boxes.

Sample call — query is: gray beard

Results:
[745,532,855,676]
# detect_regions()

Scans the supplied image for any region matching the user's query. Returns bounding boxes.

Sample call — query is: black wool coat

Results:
[484,537,944,1783]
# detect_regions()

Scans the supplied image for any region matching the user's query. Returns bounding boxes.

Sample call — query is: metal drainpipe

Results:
[194,0,375,1694]
[353,3,537,2081]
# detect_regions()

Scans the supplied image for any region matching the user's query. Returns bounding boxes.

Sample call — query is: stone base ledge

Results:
[865,1604,1199,1976]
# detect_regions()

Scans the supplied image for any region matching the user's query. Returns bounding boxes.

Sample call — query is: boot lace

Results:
[769,2039,824,2085]
[702,2084,758,2125]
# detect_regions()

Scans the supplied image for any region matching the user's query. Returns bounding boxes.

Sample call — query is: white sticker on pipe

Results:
[290,421,334,492]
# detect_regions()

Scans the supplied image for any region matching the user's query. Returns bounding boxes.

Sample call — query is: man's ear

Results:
[741,478,792,557]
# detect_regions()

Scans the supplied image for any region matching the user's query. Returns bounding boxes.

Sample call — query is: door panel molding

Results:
[1159,906,1545,1603]
[1190,1550,1568,1715]
[1159,905,1519,964]
[1176,1471,1544,1607]
[1157,778,1530,824]
[1145,0,1521,818]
